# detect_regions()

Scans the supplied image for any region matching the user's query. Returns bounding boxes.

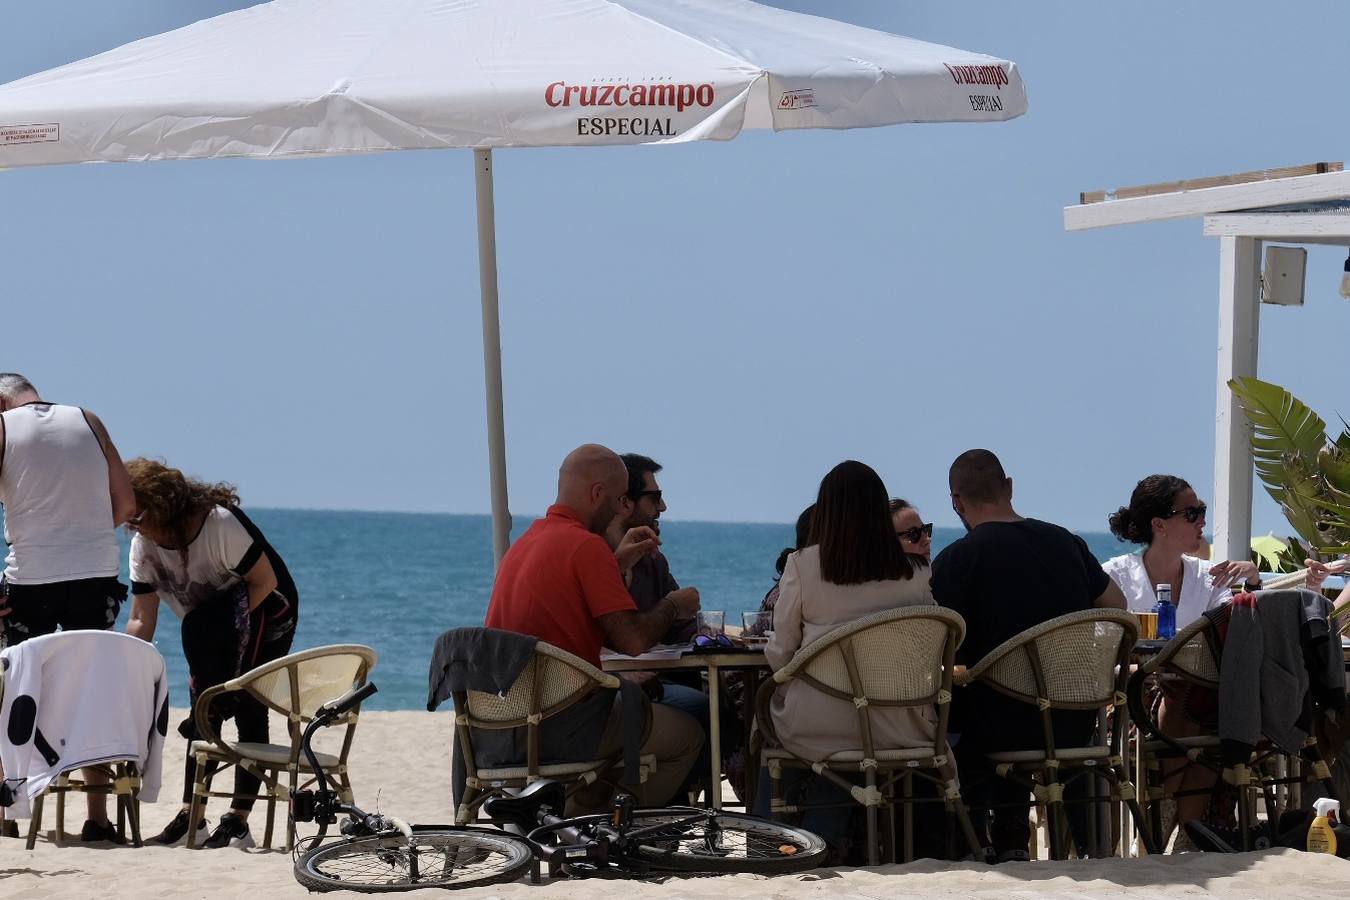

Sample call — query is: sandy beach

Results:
[5,709,1350,899]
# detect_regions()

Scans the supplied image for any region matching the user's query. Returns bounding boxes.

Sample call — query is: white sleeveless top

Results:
[0,403,119,584]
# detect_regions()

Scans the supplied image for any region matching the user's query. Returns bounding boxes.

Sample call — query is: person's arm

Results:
[239,552,279,612]
[614,526,660,573]
[764,552,803,670]
[1094,578,1127,610]
[597,591,698,655]
[81,409,136,525]
[125,591,160,642]
[1208,559,1261,591]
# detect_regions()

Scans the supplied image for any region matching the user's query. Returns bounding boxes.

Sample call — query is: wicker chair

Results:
[186,644,377,850]
[958,608,1156,859]
[755,605,982,865]
[452,641,655,825]
[6,631,166,849]
[1126,613,1335,851]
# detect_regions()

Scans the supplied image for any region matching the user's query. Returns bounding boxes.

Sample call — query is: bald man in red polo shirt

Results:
[486,443,703,806]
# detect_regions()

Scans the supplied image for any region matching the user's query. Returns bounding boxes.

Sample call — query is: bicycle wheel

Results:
[294,826,534,893]
[624,809,827,875]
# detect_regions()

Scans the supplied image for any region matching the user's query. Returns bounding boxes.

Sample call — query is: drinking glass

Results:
[1135,611,1158,641]
[696,610,725,637]
[741,610,773,639]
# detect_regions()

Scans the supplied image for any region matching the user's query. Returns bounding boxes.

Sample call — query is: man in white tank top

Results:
[0,373,136,843]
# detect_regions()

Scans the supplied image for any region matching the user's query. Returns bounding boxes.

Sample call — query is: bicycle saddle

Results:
[483,779,568,831]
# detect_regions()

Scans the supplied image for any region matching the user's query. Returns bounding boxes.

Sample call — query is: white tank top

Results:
[0,403,119,584]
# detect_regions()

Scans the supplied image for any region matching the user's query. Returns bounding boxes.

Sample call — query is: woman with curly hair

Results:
[123,458,299,849]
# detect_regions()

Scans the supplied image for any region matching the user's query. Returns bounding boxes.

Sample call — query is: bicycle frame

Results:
[290,682,413,846]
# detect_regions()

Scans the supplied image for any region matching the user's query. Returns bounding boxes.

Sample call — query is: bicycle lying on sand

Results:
[290,683,827,892]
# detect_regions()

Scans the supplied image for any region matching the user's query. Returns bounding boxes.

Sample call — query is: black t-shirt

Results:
[931,518,1110,749]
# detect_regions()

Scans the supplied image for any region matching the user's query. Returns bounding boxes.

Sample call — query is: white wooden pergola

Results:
[1064,163,1350,562]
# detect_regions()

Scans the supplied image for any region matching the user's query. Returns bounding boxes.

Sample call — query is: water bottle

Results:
[1154,584,1176,639]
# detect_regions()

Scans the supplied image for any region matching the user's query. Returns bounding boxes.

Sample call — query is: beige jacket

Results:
[765,545,937,762]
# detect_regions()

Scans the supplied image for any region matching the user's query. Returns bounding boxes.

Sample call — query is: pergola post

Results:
[1212,235,1261,562]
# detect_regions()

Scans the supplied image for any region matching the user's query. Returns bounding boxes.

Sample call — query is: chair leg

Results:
[865,768,880,867]
[901,771,914,863]
[262,775,277,851]
[1045,769,1065,861]
[54,776,66,844]
[26,793,44,850]
[286,767,300,852]
[186,752,209,849]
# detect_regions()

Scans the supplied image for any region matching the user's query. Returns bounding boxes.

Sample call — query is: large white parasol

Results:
[0,0,1027,563]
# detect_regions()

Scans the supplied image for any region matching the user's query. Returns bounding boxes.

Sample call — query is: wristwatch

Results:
[1242,577,1263,591]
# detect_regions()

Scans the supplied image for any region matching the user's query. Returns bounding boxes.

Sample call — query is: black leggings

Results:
[179,590,297,810]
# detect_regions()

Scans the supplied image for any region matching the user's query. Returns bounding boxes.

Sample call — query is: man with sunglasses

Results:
[0,373,136,843]
[605,454,731,798]
[930,449,1127,862]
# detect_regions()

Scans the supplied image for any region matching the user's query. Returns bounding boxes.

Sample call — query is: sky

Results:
[2,1,1349,536]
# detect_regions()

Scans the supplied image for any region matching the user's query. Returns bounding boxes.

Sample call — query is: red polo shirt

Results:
[485,504,637,667]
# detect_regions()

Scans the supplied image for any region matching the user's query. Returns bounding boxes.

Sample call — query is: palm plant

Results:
[1228,376,1350,560]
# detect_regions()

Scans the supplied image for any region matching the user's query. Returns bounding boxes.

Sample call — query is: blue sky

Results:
[2,1,1348,535]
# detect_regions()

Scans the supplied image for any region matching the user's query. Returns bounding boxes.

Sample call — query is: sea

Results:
[84,510,1126,711]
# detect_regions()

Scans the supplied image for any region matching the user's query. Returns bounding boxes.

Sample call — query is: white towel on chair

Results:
[1,631,169,818]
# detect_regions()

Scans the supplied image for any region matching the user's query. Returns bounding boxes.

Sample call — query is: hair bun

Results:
[1107,506,1133,543]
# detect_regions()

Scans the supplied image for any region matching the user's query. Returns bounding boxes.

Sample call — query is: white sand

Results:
[4,709,1349,899]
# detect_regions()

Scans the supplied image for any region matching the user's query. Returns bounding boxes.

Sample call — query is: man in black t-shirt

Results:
[931,449,1125,860]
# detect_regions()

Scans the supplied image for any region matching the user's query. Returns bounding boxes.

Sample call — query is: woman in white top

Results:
[1102,474,1258,628]
[123,458,299,850]
[759,460,932,852]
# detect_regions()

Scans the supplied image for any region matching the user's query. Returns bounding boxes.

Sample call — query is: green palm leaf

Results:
[1228,376,1327,459]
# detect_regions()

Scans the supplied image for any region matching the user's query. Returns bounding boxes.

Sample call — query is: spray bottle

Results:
[1308,798,1340,854]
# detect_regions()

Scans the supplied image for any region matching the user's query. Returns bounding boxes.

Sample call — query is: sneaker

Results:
[994,849,1031,863]
[80,818,127,845]
[200,813,253,849]
[150,808,208,846]
[1180,820,1273,853]
[1,819,19,839]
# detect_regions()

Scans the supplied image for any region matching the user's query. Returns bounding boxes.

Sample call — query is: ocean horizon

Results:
[80,509,1134,711]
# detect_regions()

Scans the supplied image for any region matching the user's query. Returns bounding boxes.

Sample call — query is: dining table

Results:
[601,644,769,809]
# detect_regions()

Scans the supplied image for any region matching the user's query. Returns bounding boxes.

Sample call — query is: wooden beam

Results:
[1064,169,1350,231]
[1203,212,1350,244]
[1079,162,1342,205]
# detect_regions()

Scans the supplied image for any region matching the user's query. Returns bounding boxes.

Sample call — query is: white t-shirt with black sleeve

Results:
[129,506,266,620]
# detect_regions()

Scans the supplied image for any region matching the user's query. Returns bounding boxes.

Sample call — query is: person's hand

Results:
[665,586,700,621]
[1304,558,1349,592]
[619,670,663,700]
[614,526,660,572]
[1209,559,1259,589]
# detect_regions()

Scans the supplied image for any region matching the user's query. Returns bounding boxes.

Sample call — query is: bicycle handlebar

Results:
[317,681,378,722]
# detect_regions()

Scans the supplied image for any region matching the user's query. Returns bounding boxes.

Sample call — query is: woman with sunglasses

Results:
[890,498,934,562]
[758,461,932,856]
[1103,474,1260,627]
[122,458,299,849]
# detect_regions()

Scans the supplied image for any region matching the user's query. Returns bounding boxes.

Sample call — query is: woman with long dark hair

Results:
[123,458,299,849]
[757,461,932,849]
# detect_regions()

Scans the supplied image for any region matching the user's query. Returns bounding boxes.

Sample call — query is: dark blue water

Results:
[86,510,1124,710]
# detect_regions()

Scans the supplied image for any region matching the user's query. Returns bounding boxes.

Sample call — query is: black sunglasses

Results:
[631,489,662,504]
[897,522,934,543]
[1166,503,1207,524]
[692,633,733,649]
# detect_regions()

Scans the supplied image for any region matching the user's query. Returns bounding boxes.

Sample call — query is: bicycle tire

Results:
[624,809,827,875]
[294,826,533,893]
